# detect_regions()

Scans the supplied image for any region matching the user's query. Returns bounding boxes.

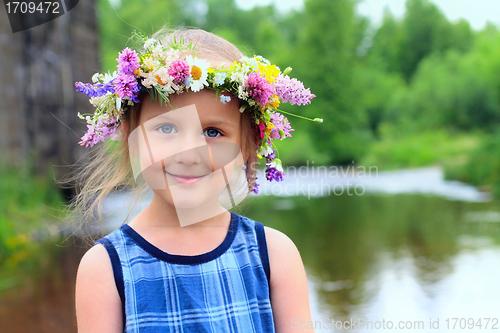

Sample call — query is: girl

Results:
[71,27,319,333]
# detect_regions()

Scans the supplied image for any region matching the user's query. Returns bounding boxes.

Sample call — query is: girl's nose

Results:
[171,133,205,166]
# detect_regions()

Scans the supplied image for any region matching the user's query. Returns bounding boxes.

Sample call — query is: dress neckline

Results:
[120,211,239,265]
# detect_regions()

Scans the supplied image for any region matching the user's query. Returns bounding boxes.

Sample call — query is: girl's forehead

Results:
[141,90,240,124]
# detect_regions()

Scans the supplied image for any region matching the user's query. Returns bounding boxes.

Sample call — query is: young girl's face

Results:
[129,89,246,212]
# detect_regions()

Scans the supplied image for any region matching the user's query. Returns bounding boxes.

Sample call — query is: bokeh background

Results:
[1,0,500,331]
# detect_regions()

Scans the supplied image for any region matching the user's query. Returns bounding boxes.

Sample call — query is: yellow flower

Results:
[257,153,263,159]
[266,95,280,109]
[229,61,241,71]
[207,67,214,73]
[265,122,275,136]
[191,66,202,80]
[258,64,280,83]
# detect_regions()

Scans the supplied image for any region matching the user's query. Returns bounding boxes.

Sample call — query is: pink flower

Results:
[79,116,119,148]
[113,74,140,102]
[270,112,294,139]
[245,72,274,106]
[117,47,140,75]
[275,74,315,106]
[258,122,266,139]
[168,59,190,84]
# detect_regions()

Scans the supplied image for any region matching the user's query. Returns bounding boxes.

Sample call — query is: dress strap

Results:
[254,221,271,285]
[94,238,126,328]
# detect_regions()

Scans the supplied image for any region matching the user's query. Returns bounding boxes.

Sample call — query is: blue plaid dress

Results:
[95,211,275,332]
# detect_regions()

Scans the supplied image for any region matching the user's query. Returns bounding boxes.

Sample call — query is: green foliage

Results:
[367,9,404,73]
[355,66,406,138]
[366,0,473,82]
[397,0,473,81]
[272,128,331,167]
[294,0,373,164]
[0,161,66,268]
[97,0,180,71]
[384,38,500,135]
[360,125,484,170]
[444,127,500,197]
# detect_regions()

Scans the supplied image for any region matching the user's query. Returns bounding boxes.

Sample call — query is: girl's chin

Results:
[151,188,218,207]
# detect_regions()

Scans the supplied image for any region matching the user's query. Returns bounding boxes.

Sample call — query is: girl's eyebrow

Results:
[145,112,173,122]
[204,119,235,128]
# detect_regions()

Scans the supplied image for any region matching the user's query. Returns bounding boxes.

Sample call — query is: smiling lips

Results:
[166,172,207,185]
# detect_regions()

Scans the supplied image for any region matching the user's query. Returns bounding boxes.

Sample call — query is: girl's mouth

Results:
[165,172,207,185]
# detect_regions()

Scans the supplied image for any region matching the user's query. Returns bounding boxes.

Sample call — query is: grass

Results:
[359,127,485,171]
[443,128,500,196]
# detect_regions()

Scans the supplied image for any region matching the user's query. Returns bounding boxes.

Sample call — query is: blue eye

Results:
[158,124,176,134]
[204,128,222,138]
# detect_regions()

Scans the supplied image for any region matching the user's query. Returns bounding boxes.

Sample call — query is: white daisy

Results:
[185,55,210,92]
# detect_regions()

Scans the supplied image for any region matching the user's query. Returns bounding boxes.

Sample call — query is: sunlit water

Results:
[1,167,499,332]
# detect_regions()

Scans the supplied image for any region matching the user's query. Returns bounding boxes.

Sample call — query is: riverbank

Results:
[356,127,500,198]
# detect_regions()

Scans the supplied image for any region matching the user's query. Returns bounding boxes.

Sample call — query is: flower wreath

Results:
[74,32,322,194]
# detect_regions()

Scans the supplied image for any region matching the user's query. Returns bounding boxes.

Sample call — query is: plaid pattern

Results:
[96,211,275,333]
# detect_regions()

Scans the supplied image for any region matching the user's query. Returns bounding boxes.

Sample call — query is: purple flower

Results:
[75,82,115,98]
[265,165,284,182]
[265,166,275,181]
[117,47,140,75]
[265,149,276,164]
[79,116,119,148]
[168,59,190,84]
[270,112,294,139]
[252,176,260,194]
[276,170,284,182]
[275,74,316,106]
[245,72,274,106]
[113,74,141,102]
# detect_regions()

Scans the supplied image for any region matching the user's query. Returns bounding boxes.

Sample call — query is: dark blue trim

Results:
[94,238,126,328]
[255,221,271,285]
[120,211,239,265]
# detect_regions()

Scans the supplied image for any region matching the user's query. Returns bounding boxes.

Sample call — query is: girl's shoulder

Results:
[234,212,299,255]
[236,213,305,282]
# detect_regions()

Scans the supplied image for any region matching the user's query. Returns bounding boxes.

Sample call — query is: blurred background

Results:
[1,0,500,331]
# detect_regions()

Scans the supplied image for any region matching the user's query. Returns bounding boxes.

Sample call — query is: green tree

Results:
[367,7,403,73]
[294,0,372,164]
[398,0,447,81]
[363,0,475,84]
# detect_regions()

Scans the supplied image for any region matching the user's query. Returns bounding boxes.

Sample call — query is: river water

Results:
[1,166,499,332]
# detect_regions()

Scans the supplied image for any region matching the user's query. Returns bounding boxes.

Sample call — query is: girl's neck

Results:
[130,192,230,231]
[126,193,233,256]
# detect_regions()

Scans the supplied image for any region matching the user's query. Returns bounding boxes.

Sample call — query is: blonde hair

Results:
[60,27,260,242]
